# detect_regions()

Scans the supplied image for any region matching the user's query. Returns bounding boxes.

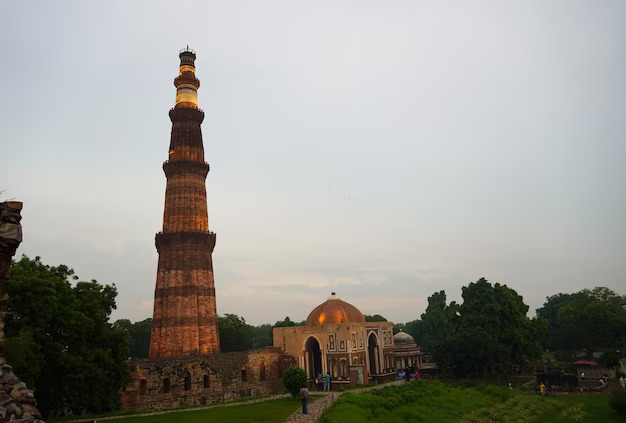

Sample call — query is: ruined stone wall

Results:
[121,347,292,411]
[0,201,44,422]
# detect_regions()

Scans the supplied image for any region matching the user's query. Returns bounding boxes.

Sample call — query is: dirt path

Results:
[284,381,404,423]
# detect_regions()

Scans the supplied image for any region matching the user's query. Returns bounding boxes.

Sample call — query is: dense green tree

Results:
[365,314,387,322]
[273,316,304,327]
[249,323,273,348]
[416,279,545,379]
[113,318,152,358]
[452,279,546,378]
[5,256,131,417]
[537,287,626,354]
[535,293,573,351]
[218,313,254,352]
[417,290,459,358]
[282,367,307,397]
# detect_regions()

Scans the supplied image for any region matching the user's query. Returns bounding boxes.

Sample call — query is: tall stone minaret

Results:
[149,48,220,358]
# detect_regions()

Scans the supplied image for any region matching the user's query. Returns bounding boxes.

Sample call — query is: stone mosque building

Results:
[273,293,397,387]
[393,330,424,370]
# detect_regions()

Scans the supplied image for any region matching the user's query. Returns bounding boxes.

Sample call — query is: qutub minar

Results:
[120,48,402,411]
[149,47,220,357]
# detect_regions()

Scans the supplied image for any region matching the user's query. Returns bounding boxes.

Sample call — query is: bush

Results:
[609,390,626,415]
[282,367,307,397]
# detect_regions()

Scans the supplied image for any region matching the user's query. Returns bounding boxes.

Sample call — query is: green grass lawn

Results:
[318,380,622,423]
[105,397,309,423]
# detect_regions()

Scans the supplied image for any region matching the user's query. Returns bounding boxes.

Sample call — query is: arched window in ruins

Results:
[184,371,191,391]
[260,362,266,382]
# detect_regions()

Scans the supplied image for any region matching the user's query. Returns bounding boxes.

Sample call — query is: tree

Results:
[218,314,253,352]
[417,279,545,379]
[537,287,626,354]
[5,256,131,417]
[535,293,573,351]
[417,290,459,357]
[452,279,545,378]
[282,367,307,397]
[274,316,304,327]
[113,318,152,358]
[248,323,273,349]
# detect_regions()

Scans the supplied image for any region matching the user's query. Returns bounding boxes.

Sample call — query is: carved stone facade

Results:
[121,347,294,410]
[0,201,44,422]
[149,49,220,358]
[273,293,396,388]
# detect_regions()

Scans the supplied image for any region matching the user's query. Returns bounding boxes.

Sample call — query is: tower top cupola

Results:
[174,46,200,109]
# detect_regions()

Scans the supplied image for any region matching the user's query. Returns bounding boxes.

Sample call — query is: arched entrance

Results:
[368,333,379,377]
[304,337,322,380]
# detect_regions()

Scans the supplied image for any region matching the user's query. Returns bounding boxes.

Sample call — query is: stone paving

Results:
[284,380,404,423]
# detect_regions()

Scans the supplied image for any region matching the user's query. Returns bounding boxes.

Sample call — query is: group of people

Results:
[396,366,420,382]
[300,372,332,415]
[316,372,332,391]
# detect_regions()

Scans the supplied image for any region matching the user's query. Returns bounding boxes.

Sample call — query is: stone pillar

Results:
[149,49,220,358]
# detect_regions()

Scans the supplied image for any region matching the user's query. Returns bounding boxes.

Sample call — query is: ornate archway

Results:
[304,336,322,379]
[368,332,380,376]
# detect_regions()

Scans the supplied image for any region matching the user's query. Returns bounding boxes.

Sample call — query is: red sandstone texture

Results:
[149,51,220,358]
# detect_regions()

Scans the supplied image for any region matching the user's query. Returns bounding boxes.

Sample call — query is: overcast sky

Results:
[1,1,625,326]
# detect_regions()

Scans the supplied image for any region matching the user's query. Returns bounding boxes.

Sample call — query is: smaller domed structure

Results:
[305,292,366,326]
[393,331,423,370]
[393,331,417,346]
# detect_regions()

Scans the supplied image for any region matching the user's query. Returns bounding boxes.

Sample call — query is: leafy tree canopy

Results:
[218,313,254,352]
[113,318,152,359]
[537,287,626,354]
[414,278,545,379]
[282,367,307,397]
[274,316,304,327]
[4,256,131,417]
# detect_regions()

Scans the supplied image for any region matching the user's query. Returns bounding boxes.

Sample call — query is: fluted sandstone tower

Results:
[149,48,220,358]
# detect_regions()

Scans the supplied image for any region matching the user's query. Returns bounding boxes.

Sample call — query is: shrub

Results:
[282,367,307,397]
[609,390,626,415]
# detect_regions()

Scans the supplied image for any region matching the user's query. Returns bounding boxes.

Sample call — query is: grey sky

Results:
[1,1,625,325]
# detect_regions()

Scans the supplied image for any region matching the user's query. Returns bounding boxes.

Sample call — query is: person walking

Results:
[619,375,625,389]
[324,371,332,391]
[299,386,309,414]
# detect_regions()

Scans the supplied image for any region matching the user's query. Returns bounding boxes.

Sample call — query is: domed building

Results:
[273,293,396,388]
[393,331,424,370]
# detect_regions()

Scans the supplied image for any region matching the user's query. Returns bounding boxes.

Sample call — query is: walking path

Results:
[284,380,404,423]
[64,381,403,423]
